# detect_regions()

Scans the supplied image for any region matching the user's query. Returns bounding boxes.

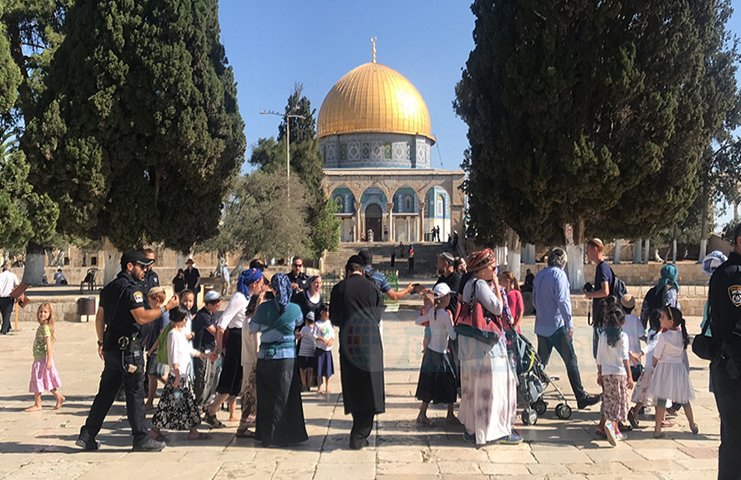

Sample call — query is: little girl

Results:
[651,306,698,438]
[151,305,212,441]
[415,283,459,426]
[499,271,523,333]
[296,316,317,391]
[314,304,335,395]
[25,303,64,411]
[596,297,634,446]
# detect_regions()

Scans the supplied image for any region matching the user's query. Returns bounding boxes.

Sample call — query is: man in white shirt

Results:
[0,262,20,334]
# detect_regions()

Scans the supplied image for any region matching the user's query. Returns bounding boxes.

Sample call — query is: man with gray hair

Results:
[533,248,600,409]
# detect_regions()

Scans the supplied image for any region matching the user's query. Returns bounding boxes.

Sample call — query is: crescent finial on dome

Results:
[371,36,377,63]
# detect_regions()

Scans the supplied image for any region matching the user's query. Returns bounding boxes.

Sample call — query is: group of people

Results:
[68,251,341,450]
[14,227,741,477]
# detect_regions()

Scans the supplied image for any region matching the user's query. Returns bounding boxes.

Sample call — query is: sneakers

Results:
[495,432,523,445]
[75,427,100,451]
[604,422,619,447]
[577,394,602,410]
[132,437,166,452]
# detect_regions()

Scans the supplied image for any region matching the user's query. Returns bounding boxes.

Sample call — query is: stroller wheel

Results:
[534,399,548,415]
[555,403,572,420]
[521,408,538,425]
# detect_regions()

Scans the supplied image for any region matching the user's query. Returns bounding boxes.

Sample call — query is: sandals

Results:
[150,431,168,443]
[653,430,666,439]
[235,429,256,439]
[690,423,699,435]
[188,432,211,441]
[202,412,225,429]
[416,416,433,426]
[627,409,640,429]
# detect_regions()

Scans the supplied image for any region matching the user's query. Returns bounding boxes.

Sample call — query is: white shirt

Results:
[298,325,316,357]
[219,291,248,330]
[654,329,687,365]
[596,331,629,375]
[416,308,456,354]
[0,271,19,297]
[314,319,335,351]
[462,278,503,316]
[167,328,198,378]
[622,314,644,364]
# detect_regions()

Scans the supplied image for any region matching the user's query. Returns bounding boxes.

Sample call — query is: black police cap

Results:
[121,250,154,267]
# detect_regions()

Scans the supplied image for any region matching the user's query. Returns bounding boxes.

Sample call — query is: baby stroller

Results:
[511,330,573,425]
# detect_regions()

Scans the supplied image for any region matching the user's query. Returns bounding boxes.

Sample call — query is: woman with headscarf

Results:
[457,248,521,446]
[236,269,269,437]
[248,273,308,446]
[202,268,263,429]
[640,264,681,332]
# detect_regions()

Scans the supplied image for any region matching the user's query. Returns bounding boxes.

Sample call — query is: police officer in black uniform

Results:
[708,223,741,479]
[142,248,160,294]
[76,251,179,451]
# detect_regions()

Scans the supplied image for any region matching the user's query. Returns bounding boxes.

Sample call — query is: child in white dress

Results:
[651,306,698,438]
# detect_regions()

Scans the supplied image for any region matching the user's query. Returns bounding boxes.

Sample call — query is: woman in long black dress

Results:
[248,274,308,447]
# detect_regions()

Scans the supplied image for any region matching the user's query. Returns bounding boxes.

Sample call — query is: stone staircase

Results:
[322,242,448,279]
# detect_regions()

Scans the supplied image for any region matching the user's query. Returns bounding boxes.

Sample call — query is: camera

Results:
[583,282,594,292]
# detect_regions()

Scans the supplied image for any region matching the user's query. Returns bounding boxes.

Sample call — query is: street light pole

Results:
[260,110,305,200]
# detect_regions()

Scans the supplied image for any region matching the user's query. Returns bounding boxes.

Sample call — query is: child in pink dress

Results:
[25,303,64,411]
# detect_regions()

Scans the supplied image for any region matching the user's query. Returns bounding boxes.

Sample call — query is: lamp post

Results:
[260,110,306,199]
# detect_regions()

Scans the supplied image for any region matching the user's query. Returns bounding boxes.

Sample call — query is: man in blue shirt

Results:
[357,249,417,301]
[533,248,600,410]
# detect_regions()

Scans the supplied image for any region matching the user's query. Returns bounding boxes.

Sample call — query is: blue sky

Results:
[218,1,741,227]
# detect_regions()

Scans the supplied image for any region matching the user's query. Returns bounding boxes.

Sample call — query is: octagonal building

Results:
[319,56,465,243]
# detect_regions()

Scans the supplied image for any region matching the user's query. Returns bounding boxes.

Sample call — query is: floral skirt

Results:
[29,359,62,394]
[602,374,628,422]
[152,376,200,430]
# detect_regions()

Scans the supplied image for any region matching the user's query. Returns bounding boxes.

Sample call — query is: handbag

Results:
[454,280,503,345]
[692,317,717,361]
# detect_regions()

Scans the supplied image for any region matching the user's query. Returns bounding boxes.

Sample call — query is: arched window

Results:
[437,194,445,217]
[404,195,413,212]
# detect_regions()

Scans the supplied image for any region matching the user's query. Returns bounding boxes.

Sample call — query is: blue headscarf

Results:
[237,268,263,297]
[271,273,293,314]
[656,264,679,292]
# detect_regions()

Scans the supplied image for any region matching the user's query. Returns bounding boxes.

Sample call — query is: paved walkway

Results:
[0,310,719,479]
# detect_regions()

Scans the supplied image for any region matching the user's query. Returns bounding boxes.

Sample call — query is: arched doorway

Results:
[365,203,383,242]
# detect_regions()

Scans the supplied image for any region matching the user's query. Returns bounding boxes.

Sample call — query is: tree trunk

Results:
[523,243,536,264]
[672,225,678,264]
[565,220,585,293]
[644,238,651,264]
[102,238,120,285]
[614,239,622,264]
[22,243,46,285]
[633,239,642,264]
[506,229,521,280]
[699,180,709,263]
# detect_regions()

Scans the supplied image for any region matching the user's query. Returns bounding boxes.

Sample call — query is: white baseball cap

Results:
[432,283,451,298]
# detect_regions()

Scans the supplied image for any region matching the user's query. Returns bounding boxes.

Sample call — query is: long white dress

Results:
[650,330,695,404]
[458,278,517,445]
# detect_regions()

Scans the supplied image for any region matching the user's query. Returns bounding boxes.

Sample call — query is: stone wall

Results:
[521,262,708,286]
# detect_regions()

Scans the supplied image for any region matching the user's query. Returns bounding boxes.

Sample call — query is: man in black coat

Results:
[329,255,385,450]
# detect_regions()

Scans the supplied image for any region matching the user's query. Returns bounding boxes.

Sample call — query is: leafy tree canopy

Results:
[209,170,311,260]
[455,0,739,244]
[23,0,245,252]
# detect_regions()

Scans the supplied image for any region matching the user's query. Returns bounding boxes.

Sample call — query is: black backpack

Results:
[641,285,668,331]
[609,266,628,305]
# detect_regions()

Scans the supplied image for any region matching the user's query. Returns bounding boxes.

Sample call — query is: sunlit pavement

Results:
[0,310,718,479]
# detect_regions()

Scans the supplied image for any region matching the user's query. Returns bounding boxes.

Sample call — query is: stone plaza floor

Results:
[0,309,720,479]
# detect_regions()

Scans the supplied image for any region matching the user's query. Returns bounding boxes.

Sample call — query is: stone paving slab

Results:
[0,311,721,479]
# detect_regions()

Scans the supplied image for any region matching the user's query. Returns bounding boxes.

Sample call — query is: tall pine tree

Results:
[24,0,245,252]
[455,0,738,246]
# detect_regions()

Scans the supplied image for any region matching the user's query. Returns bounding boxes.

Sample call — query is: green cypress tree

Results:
[25,0,245,251]
[455,0,738,245]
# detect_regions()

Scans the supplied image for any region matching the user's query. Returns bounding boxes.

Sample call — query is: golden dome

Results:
[317,62,435,143]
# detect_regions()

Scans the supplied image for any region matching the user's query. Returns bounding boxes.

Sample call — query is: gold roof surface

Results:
[317,62,435,143]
